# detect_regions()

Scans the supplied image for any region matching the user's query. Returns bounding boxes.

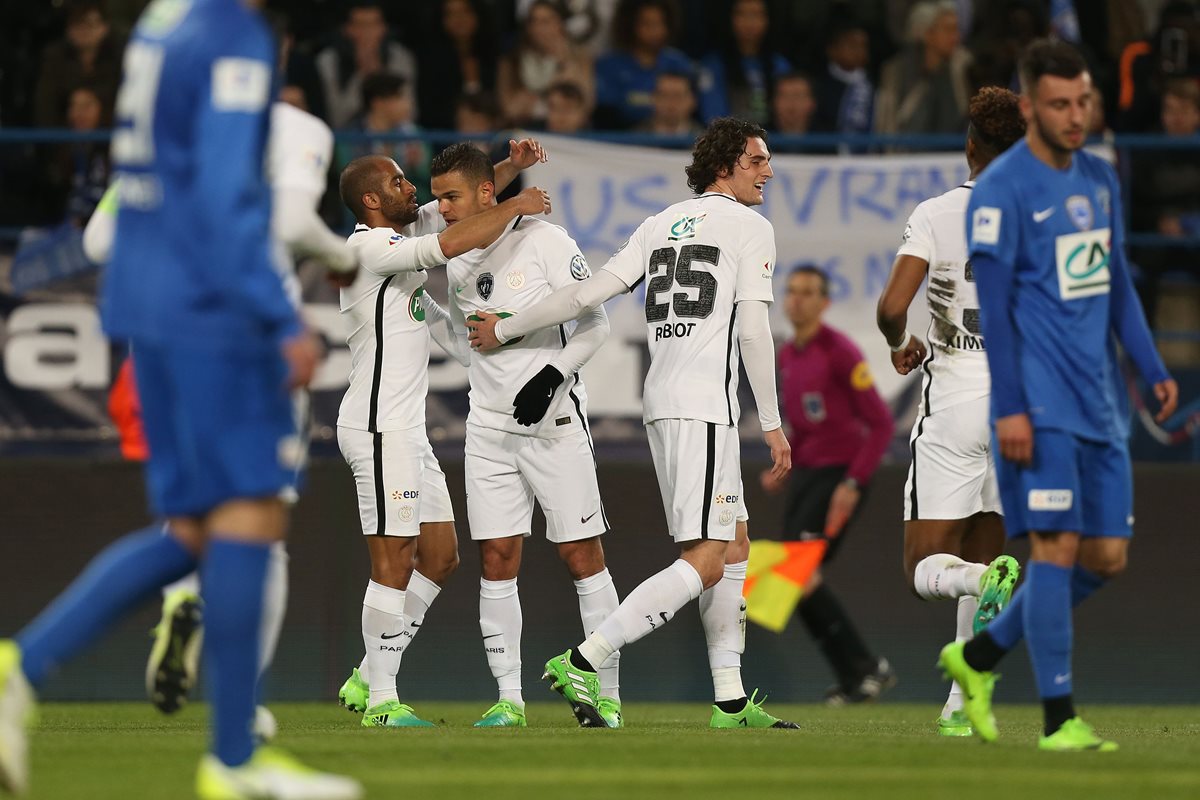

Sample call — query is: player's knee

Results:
[479,541,521,581]
[557,539,605,580]
[1086,553,1127,580]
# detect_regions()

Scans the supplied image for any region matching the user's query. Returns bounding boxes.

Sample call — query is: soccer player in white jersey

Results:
[876,87,1026,737]
[469,118,798,729]
[82,99,357,738]
[333,144,552,728]
[427,144,622,728]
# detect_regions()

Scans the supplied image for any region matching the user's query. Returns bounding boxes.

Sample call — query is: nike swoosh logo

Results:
[381,632,404,640]
[1033,207,1055,223]
[581,510,598,524]
[410,621,421,628]
[482,633,502,640]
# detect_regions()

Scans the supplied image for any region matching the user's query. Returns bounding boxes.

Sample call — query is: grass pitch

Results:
[23,702,1200,799]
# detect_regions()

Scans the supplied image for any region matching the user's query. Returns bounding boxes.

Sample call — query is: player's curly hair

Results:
[966,86,1026,164]
[684,117,768,195]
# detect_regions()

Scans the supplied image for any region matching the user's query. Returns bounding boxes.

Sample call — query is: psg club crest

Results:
[1066,195,1094,231]
[477,272,494,301]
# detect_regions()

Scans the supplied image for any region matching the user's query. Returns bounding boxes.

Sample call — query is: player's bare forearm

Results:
[763,426,792,481]
[878,255,929,375]
[1154,379,1179,422]
[437,186,551,259]
[493,138,548,192]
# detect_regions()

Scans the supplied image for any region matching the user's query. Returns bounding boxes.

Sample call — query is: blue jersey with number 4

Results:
[966,139,1167,443]
[103,0,299,354]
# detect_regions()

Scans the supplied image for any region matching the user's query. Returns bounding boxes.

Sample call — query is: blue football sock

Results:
[203,538,271,768]
[1022,561,1074,699]
[1070,565,1105,605]
[15,525,197,687]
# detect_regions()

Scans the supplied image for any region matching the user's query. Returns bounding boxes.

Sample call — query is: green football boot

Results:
[542,649,605,727]
[597,697,624,729]
[1038,718,1119,752]
[146,589,203,714]
[473,700,527,728]
[338,668,369,714]
[361,699,434,728]
[974,555,1020,635]
[709,690,800,729]
[0,640,36,796]
[196,747,362,800]
[937,641,998,742]
[937,709,974,737]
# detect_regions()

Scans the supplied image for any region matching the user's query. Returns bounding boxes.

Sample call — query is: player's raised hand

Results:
[763,427,792,482]
[509,137,548,169]
[995,412,1033,466]
[466,310,504,351]
[514,186,552,216]
[282,328,323,389]
[1154,378,1179,422]
[890,334,927,375]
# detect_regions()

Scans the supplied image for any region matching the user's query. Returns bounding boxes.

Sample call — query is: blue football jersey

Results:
[103,0,299,353]
[967,139,1165,442]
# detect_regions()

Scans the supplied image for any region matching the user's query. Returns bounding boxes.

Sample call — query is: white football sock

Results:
[356,654,369,684]
[480,577,523,706]
[403,570,440,642]
[914,554,987,600]
[257,542,288,677]
[700,560,748,702]
[574,568,621,702]
[942,595,978,718]
[162,571,200,598]
[362,580,406,707]
[579,559,703,669]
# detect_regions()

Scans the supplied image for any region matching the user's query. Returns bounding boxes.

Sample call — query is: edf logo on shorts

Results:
[714,492,740,505]
[391,489,420,501]
[1028,489,1073,511]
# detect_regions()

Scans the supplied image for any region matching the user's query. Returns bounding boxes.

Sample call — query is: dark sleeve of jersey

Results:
[836,344,894,484]
[972,251,1026,418]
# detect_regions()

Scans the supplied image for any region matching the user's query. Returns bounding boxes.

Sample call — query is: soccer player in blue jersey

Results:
[937,39,1179,752]
[0,1,361,797]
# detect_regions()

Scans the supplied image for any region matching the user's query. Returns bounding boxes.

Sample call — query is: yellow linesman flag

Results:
[743,539,828,632]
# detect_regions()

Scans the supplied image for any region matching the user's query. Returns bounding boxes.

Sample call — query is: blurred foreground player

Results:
[940,39,1177,752]
[0,1,361,798]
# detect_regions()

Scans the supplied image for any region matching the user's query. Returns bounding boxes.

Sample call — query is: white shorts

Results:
[904,396,1002,521]
[464,423,607,543]
[647,419,743,542]
[337,425,455,538]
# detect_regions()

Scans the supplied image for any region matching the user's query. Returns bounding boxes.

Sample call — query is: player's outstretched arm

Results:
[421,291,472,367]
[438,186,552,260]
[877,253,929,375]
[493,138,548,192]
[738,299,791,480]
[273,187,356,282]
[468,270,627,351]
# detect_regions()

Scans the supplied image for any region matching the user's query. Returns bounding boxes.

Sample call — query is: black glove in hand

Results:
[512,365,564,426]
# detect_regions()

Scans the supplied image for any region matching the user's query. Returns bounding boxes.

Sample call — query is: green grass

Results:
[22,702,1200,799]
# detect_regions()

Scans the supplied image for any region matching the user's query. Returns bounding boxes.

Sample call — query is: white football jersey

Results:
[897,182,990,414]
[602,192,776,425]
[448,216,593,439]
[266,102,333,308]
[337,202,445,433]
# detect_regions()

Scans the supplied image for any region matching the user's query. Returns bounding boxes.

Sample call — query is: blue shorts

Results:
[994,427,1133,539]
[133,341,299,517]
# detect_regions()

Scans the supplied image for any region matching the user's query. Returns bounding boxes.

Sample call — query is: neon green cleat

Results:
[974,555,1020,635]
[361,699,434,728]
[1038,717,1119,752]
[0,640,36,796]
[937,710,974,737]
[146,589,203,714]
[473,700,527,728]
[196,746,363,799]
[937,641,998,742]
[597,697,624,729]
[542,650,605,727]
[337,668,369,714]
[709,690,800,729]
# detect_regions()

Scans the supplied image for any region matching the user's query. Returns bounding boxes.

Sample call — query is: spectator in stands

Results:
[875,1,972,135]
[1131,77,1200,326]
[316,2,418,128]
[455,91,525,200]
[416,0,501,130]
[499,0,595,128]
[271,11,326,121]
[339,72,431,203]
[59,84,109,227]
[696,0,791,127]
[593,0,693,129]
[635,71,703,136]
[772,71,817,136]
[544,80,592,133]
[968,0,1049,91]
[1116,1,1200,132]
[34,1,123,128]
[811,15,875,135]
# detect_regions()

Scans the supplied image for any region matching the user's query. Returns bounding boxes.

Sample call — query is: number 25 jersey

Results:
[602,192,777,426]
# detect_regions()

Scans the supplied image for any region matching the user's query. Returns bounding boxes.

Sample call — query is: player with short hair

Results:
[430,142,622,729]
[876,85,1026,736]
[1,0,362,797]
[333,144,551,729]
[939,39,1178,751]
[468,117,797,729]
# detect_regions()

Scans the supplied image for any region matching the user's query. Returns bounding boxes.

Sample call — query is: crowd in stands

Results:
[0,0,1197,297]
